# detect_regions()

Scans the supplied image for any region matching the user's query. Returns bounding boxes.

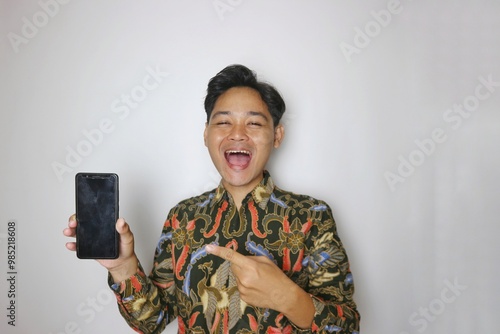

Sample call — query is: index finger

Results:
[67,214,77,229]
[205,244,245,267]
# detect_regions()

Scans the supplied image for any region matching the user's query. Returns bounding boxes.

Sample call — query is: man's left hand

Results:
[205,244,315,329]
[205,244,293,311]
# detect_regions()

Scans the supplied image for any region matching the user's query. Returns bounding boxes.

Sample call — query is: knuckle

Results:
[224,249,234,261]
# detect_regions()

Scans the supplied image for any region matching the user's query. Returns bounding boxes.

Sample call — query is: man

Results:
[64,64,360,333]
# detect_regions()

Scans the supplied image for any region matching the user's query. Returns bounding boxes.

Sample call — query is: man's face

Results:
[204,87,284,197]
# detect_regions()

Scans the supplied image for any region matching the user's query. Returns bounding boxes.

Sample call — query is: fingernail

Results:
[205,244,214,252]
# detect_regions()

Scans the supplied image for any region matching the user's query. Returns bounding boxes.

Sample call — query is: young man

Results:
[64,65,360,333]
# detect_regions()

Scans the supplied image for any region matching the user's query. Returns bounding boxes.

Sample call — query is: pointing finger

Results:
[206,244,244,267]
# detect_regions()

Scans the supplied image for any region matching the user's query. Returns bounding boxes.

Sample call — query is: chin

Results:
[221,169,259,188]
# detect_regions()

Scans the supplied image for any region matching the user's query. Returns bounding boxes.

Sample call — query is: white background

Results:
[1,1,499,333]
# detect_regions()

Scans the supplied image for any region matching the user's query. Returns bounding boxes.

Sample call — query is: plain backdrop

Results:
[1,1,499,333]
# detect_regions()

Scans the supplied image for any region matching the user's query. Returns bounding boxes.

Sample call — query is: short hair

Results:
[204,64,286,127]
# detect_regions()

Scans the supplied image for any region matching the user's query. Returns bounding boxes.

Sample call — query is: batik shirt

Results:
[109,171,360,333]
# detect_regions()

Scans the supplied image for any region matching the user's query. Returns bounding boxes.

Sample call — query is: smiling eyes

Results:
[215,120,263,127]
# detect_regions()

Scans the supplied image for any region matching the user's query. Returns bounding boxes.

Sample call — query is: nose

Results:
[228,123,248,141]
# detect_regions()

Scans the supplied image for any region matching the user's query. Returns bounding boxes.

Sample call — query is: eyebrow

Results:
[211,110,270,121]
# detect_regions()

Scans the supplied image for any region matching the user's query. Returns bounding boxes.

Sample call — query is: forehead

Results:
[212,87,269,115]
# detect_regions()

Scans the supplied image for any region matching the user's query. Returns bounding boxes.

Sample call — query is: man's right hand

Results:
[63,214,139,283]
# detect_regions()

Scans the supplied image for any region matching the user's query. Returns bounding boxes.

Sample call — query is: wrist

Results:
[108,256,138,283]
[281,284,315,329]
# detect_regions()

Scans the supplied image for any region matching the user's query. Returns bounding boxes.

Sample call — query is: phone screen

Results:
[75,173,119,259]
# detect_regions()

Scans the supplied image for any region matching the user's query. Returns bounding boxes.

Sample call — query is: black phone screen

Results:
[75,173,119,259]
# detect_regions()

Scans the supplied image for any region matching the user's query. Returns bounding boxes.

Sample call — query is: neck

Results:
[221,171,267,209]
[223,179,263,210]
[224,185,251,210]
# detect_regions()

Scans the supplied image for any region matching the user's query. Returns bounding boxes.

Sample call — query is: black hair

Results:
[204,64,286,127]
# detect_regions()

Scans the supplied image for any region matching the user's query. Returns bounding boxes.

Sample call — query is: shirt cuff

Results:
[108,262,147,304]
[309,294,326,315]
[289,294,324,333]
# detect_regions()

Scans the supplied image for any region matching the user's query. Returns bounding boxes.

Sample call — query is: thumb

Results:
[116,218,134,245]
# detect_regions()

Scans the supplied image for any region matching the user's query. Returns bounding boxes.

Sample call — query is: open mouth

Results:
[225,150,252,169]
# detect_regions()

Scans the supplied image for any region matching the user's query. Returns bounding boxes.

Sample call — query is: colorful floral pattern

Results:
[110,171,360,333]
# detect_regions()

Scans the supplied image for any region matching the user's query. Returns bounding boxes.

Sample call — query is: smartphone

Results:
[75,172,119,259]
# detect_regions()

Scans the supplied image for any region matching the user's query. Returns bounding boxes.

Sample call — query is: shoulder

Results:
[272,185,333,213]
[176,189,216,207]
[175,189,217,207]
[166,188,217,218]
[272,186,339,235]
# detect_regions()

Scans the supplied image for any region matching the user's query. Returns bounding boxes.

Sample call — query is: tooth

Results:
[226,150,250,155]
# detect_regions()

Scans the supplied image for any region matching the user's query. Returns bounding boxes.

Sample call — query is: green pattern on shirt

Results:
[110,171,360,333]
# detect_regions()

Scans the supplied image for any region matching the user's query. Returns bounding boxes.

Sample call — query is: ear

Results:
[203,122,208,147]
[273,124,285,148]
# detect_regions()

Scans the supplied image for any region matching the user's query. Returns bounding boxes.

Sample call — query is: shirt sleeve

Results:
[108,219,176,334]
[301,203,360,333]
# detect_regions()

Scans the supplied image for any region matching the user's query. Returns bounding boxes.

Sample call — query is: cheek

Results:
[205,137,216,151]
[205,134,223,154]
[256,133,276,147]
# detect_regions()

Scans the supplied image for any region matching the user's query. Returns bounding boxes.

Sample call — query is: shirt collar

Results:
[210,170,275,210]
